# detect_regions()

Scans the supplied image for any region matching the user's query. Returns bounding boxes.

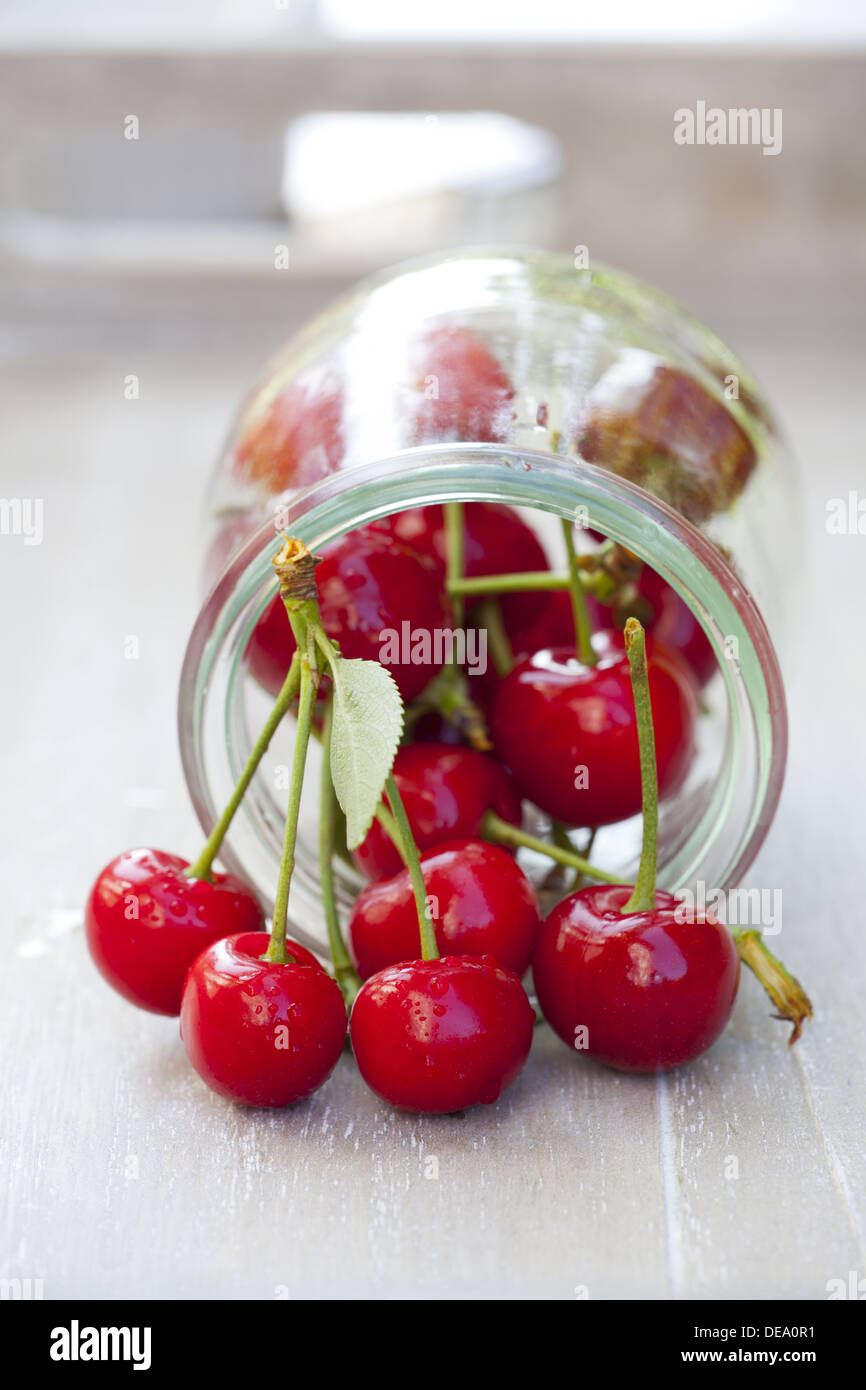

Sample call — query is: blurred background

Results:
[2,1,865,1300]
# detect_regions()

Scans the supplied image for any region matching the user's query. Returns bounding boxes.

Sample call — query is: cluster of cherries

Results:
[87,480,810,1113]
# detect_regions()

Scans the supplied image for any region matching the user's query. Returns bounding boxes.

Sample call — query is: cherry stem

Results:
[560,517,597,667]
[186,652,300,883]
[449,570,569,595]
[447,567,612,598]
[621,619,659,914]
[444,500,465,627]
[731,929,813,1044]
[385,772,439,961]
[265,537,326,965]
[482,811,623,885]
[475,597,514,678]
[375,804,409,865]
[319,697,363,1008]
[266,621,318,965]
[404,664,491,751]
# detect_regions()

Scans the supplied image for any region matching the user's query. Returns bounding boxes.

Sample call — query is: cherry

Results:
[353,742,522,880]
[505,588,575,657]
[375,500,549,629]
[611,566,717,687]
[234,373,344,494]
[348,838,541,980]
[350,955,534,1112]
[406,325,515,444]
[578,361,756,523]
[491,631,697,826]
[532,616,739,1071]
[85,849,265,1016]
[503,563,716,687]
[532,883,740,1072]
[180,932,347,1106]
[245,525,451,700]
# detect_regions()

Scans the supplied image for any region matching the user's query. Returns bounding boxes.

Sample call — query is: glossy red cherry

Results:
[491,632,697,826]
[406,325,515,444]
[85,849,265,1016]
[350,954,534,1112]
[348,839,541,980]
[353,743,522,880]
[245,525,451,700]
[532,884,740,1072]
[234,373,344,494]
[375,500,549,631]
[613,566,717,687]
[180,932,347,1107]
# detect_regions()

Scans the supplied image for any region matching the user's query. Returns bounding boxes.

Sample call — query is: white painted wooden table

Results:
[1,334,864,1300]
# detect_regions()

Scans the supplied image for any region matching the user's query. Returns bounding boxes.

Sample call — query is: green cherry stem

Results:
[448,569,569,596]
[375,804,409,864]
[186,652,300,883]
[475,597,514,678]
[266,626,318,965]
[621,618,659,914]
[265,537,325,965]
[447,567,617,600]
[385,772,439,961]
[319,697,363,1008]
[444,500,465,628]
[482,811,623,886]
[561,517,597,667]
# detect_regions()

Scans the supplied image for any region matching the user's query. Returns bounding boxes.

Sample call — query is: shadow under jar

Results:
[179,248,797,957]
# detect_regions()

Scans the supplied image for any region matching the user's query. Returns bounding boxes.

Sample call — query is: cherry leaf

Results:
[328,656,404,850]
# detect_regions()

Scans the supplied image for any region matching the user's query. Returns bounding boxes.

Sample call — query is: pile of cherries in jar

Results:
[86,487,811,1114]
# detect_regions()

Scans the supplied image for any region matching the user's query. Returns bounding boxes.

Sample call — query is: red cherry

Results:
[234,374,343,494]
[353,743,522,880]
[85,849,265,1016]
[532,884,740,1071]
[406,326,515,444]
[507,571,715,687]
[506,588,575,657]
[245,525,451,701]
[375,499,550,641]
[617,567,717,687]
[350,954,534,1112]
[491,632,697,826]
[348,839,541,980]
[180,932,347,1107]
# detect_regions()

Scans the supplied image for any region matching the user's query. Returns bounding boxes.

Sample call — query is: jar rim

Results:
[179,443,787,949]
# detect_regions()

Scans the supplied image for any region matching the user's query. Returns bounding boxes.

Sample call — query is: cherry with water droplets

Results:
[491,630,697,826]
[532,884,739,1072]
[353,742,522,880]
[348,838,541,980]
[350,954,534,1113]
[246,524,451,700]
[180,932,347,1106]
[85,848,265,1016]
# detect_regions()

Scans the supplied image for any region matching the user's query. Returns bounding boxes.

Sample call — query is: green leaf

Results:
[327,656,404,850]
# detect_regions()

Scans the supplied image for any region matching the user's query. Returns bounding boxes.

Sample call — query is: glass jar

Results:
[179,248,797,957]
